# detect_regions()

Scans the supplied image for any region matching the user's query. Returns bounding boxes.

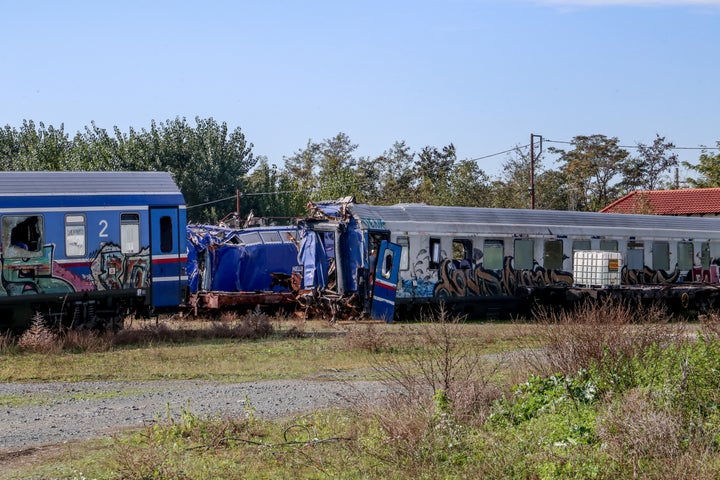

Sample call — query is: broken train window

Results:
[2,215,44,258]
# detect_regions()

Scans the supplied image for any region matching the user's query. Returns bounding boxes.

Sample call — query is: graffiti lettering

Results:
[434,256,575,299]
[360,218,386,230]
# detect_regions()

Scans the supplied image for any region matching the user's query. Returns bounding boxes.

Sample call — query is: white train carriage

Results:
[298,199,720,320]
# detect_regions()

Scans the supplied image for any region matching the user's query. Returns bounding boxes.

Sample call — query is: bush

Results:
[342,322,388,352]
[524,299,685,380]
[17,313,60,353]
[597,388,683,475]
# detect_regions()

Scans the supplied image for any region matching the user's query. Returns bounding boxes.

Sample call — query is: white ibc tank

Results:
[573,250,623,287]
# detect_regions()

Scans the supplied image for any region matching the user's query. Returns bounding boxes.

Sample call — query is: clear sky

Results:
[2,0,719,178]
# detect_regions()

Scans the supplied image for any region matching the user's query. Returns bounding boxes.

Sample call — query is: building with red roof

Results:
[600,188,720,217]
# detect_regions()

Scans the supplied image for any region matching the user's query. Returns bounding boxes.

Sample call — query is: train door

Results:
[371,240,402,322]
[149,207,183,307]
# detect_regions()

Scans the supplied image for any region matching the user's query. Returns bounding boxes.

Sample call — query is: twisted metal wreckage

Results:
[185,198,376,321]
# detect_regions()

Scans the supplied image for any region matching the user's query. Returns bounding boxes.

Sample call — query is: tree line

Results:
[1,117,718,223]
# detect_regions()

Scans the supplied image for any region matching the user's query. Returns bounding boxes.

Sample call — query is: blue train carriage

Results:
[297,197,720,321]
[0,171,187,331]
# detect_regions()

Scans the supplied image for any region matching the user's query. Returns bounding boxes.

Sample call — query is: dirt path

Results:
[0,379,385,471]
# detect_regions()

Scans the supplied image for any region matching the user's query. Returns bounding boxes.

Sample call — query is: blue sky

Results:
[2,0,719,178]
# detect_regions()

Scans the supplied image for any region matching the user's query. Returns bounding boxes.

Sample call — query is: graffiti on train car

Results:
[621,265,681,285]
[1,242,151,297]
[90,243,150,290]
[431,256,574,300]
[397,244,696,303]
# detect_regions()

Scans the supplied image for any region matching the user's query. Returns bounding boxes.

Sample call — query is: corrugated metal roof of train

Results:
[0,171,181,195]
[348,203,720,232]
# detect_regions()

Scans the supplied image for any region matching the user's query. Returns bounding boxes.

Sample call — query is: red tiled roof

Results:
[600,188,720,215]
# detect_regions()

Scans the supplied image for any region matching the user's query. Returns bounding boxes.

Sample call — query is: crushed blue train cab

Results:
[185,223,301,312]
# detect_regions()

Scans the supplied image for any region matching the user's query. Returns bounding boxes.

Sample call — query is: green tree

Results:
[281,132,360,206]
[355,141,416,205]
[68,122,125,170]
[684,141,720,188]
[0,124,21,170]
[415,144,456,205]
[243,157,295,221]
[535,169,570,210]
[449,159,491,207]
[0,121,72,171]
[178,117,256,223]
[620,134,678,192]
[488,144,571,211]
[316,132,358,200]
[551,135,629,212]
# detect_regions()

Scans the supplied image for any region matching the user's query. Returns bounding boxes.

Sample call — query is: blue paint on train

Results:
[0,171,187,330]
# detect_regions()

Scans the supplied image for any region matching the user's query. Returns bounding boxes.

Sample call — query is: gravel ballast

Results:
[0,379,385,452]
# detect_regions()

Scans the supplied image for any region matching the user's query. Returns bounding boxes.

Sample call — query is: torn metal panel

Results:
[186,224,300,295]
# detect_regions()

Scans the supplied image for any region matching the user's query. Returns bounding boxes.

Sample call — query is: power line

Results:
[544,139,720,151]
[468,144,530,162]
[187,188,315,209]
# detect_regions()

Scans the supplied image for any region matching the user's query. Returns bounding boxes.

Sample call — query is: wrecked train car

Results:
[186,224,300,313]
[297,198,720,321]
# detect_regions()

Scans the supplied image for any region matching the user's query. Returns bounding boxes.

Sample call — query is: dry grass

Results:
[342,322,388,352]
[114,308,274,346]
[699,311,720,339]
[16,313,61,354]
[351,305,507,471]
[5,308,278,355]
[520,299,686,377]
[597,388,683,475]
[0,330,14,353]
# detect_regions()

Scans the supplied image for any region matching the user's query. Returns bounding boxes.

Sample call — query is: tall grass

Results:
[9,302,720,479]
[521,299,685,378]
[4,308,278,354]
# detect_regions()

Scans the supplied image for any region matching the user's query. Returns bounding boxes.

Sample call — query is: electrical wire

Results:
[544,139,720,151]
[468,144,530,161]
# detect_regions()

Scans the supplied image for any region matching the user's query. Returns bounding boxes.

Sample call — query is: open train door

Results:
[370,240,402,323]
[149,207,184,308]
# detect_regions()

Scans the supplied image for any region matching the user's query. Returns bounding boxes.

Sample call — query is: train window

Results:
[239,232,262,245]
[652,241,670,271]
[483,240,503,270]
[701,242,711,270]
[120,213,140,254]
[452,239,472,268]
[572,240,591,252]
[600,239,618,251]
[381,248,394,279]
[159,216,173,253]
[2,215,43,258]
[543,239,564,270]
[514,239,534,270]
[627,242,644,270]
[260,231,282,243]
[65,214,86,257]
[397,236,410,271]
[429,238,441,269]
[571,240,591,269]
[678,242,693,271]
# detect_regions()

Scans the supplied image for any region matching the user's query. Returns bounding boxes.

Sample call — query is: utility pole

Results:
[529,134,542,209]
[235,189,241,228]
